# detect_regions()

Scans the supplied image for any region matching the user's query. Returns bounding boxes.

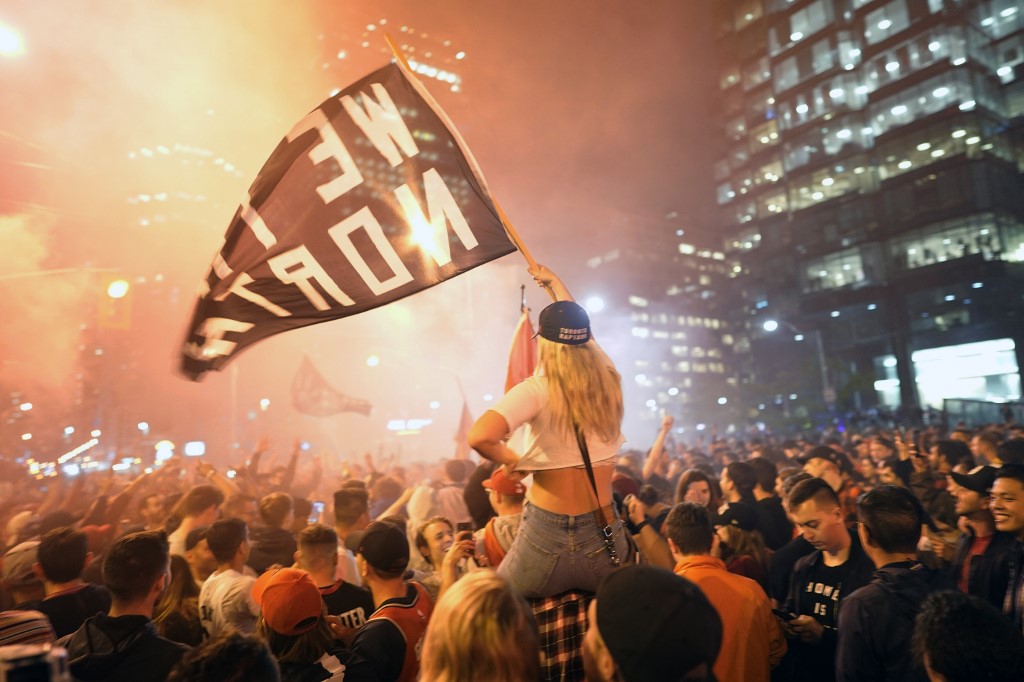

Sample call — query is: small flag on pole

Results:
[504,309,537,393]
[454,397,473,460]
[292,355,372,417]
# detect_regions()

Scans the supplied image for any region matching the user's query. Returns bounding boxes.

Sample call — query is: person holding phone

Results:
[468,265,630,598]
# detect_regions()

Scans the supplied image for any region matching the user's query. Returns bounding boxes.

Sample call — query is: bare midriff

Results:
[526,464,615,515]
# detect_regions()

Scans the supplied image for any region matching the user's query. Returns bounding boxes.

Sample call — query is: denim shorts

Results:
[497,501,631,598]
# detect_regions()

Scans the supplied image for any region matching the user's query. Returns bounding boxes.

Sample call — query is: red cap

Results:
[482,468,526,496]
[251,568,323,636]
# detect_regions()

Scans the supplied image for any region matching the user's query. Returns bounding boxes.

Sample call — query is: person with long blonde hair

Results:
[420,571,540,682]
[469,265,630,597]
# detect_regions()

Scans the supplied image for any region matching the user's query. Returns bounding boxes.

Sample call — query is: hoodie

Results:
[57,613,189,682]
[246,525,298,574]
[835,561,953,682]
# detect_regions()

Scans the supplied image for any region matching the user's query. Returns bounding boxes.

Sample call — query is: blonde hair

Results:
[538,337,623,442]
[420,571,540,682]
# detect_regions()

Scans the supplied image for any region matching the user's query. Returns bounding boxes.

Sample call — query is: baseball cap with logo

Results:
[251,567,323,636]
[536,301,591,346]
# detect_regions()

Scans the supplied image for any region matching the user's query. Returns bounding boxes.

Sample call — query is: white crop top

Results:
[491,375,624,472]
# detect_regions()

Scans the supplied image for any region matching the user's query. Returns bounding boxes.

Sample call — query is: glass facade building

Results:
[714,0,1024,415]
[580,220,742,438]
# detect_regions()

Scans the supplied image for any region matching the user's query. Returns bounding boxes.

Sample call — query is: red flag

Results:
[505,310,537,393]
[454,399,473,460]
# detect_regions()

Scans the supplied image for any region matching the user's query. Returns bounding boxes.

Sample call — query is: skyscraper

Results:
[714,0,1024,418]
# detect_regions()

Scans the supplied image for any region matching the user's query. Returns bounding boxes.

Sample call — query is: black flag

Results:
[180,61,515,380]
[291,355,371,417]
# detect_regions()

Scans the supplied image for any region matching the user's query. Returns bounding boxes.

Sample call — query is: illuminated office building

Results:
[580,217,741,437]
[714,0,1024,414]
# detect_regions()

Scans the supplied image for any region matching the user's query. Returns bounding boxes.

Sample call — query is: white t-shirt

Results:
[491,376,623,471]
[198,568,259,636]
[335,545,362,587]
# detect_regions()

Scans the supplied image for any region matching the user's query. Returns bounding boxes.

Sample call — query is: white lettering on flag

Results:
[327,206,414,295]
[268,246,355,309]
[341,84,419,167]
[179,62,515,381]
[240,195,277,248]
[393,168,477,267]
[288,109,364,204]
[185,318,255,360]
[214,273,291,317]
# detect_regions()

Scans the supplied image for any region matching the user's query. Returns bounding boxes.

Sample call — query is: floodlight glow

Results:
[19,402,31,411]
[366,355,380,367]
[259,398,270,411]
[64,426,75,436]
[138,421,149,432]
[717,397,728,405]
[584,296,605,313]
[184,441,206,457]
[0,23,24,57]
[762,320,779,332]
[107,280,130,299]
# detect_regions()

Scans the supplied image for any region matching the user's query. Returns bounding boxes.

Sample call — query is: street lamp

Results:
[762,319,835,409]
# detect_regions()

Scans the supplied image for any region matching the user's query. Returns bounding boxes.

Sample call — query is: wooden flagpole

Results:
[383,33,556,302]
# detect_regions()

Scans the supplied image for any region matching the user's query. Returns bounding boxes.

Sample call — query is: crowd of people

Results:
[2,267,1024,681]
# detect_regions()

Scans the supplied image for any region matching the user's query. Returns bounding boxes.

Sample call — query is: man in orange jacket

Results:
[666,502,786,682]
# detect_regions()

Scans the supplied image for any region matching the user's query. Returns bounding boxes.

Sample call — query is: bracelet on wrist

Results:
[633,519,650,534]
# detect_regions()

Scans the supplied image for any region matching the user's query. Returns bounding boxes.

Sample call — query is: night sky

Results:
[0,0,718,461]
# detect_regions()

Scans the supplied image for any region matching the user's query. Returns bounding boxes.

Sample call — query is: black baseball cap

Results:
[596,565,722,682]
[950,465,997,494]
[536,301,591,345]
[355,521,409,574]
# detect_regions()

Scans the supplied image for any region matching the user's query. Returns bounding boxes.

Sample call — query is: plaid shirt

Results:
[529,590,593,682]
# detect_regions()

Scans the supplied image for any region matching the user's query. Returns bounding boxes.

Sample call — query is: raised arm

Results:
[642,414,675,482]
[528,264,573,302]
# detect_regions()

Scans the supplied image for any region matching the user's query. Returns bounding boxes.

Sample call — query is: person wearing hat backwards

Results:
[468,265,630,597]
[348,521,433,682]
[582,565,722,682]
[948,465,1014,609]
[252,567,348,682]
[476,467,527,568]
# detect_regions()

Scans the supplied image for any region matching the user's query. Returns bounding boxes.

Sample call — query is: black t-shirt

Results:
[797,562,847,629]
[320,580,374,629]
[31,583,112,638]
[782,536,875,682]
[768,536,814,603]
